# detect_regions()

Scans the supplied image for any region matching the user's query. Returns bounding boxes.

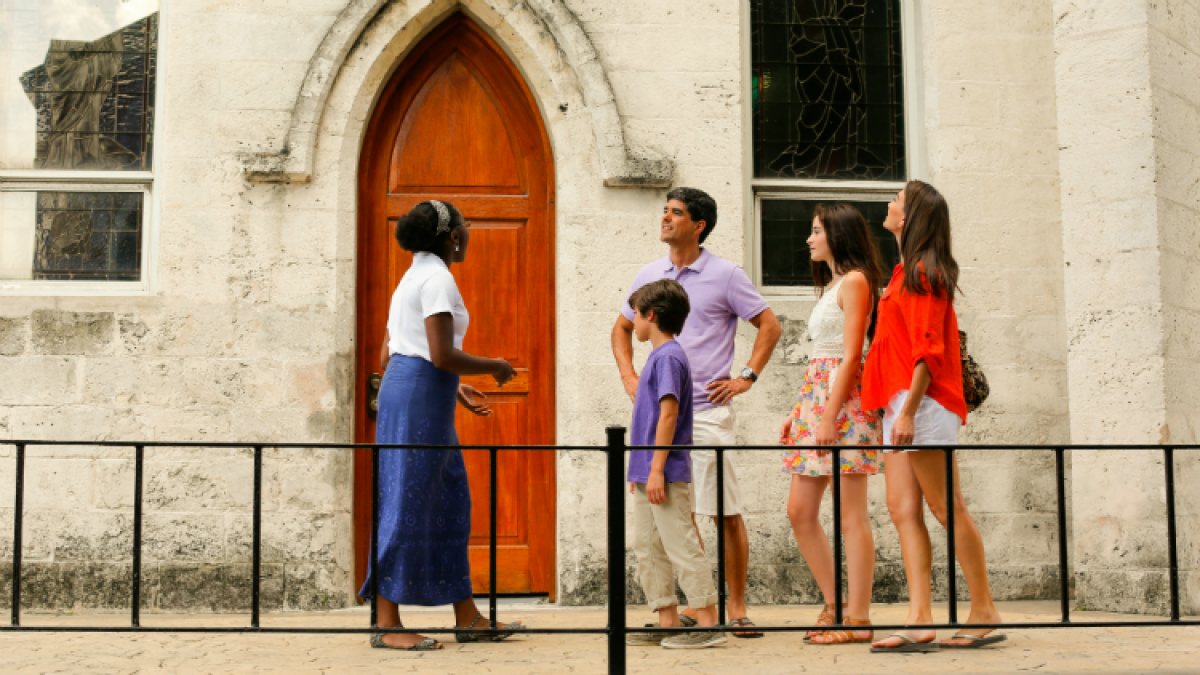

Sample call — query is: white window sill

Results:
[0,281,153,297]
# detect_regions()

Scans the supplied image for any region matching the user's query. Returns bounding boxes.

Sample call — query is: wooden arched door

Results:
[354,15,556,598]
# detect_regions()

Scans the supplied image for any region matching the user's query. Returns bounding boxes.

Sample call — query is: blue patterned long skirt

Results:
[358,355,473,606]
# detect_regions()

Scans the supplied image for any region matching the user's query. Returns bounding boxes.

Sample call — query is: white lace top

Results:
[807,276,859,359]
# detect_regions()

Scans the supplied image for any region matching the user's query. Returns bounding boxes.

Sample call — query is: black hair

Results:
[629,279,690,336]
[666,187,718,243]
[393,201,465,253]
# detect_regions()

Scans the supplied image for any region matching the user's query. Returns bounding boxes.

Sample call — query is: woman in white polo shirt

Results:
[359,200,521,651]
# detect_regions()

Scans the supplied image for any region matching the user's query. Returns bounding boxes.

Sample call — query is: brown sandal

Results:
[804,603,847,641]
[810,617,873,645]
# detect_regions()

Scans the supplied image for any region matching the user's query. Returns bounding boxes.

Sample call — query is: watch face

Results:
[742,367,756,380]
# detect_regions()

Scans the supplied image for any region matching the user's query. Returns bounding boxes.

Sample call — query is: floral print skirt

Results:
[782,357,884,476]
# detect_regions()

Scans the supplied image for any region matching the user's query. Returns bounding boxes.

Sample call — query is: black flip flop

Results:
[679,615,698,628]
[939,633,1008,649]
[869,633,940,653]
[727,617,764,639]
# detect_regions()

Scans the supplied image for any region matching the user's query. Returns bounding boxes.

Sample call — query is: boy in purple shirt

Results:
[625,280,725,650]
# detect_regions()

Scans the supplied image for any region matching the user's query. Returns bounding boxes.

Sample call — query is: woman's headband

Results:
[428,200,451,234]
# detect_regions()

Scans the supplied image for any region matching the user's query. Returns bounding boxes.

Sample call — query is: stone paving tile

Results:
[0,602,1197,674]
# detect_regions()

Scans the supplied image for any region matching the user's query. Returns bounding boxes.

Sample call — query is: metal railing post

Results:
[370,445,380,628]
[1164,446,1180,622]
[606,427,627,675]
[832,447,843,625]
[131,444,144,627]
[251,445,263,628]
[945,447,957,625]
[489,447,498,629]
[10,443,25,627]
[716,446,726,626]
[1055,448,1070,623]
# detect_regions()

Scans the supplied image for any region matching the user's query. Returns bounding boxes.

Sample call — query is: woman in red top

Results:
[862,181,1005,652]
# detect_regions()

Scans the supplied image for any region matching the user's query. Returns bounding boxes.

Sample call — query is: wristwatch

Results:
[740,366,758,383]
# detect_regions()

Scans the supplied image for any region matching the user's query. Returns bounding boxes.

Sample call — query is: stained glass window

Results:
[0,1,158,290]
[10,14,157,171]
[751,0,906,181]
[0,191,143,282]
[760,198,900,287]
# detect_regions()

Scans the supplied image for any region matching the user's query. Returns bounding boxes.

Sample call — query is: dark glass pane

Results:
[16,13,158,171]
[761,198,900,287]
[32,192,143,281]
[751,0,906,180]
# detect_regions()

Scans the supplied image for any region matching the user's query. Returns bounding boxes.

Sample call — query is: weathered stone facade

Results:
[0,0,1195,615]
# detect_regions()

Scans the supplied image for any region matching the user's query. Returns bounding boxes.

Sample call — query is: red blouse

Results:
[862,264,966,424]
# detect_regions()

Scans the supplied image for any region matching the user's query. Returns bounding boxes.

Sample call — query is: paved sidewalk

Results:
[1,601,1197,674]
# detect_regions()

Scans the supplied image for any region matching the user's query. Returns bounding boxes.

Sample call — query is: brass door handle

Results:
[367,372,383,413]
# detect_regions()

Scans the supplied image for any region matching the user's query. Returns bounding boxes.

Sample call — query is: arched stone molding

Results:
[241,0,673,188]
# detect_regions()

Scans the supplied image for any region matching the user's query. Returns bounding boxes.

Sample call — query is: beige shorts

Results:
[690,405,742,517]
[882,390,960,451]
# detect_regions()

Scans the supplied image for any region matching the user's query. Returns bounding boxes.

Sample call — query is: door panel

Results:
[354,15,556,598]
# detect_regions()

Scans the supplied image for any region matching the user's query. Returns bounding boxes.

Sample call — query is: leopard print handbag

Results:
[959,330,989,412]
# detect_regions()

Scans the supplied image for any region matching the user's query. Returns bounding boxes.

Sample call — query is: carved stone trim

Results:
[240,0,673,188]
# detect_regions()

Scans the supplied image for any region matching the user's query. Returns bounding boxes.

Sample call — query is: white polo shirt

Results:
[387,252,469,362]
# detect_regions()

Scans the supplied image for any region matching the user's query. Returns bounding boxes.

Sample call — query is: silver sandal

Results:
[370,633,443,650]
[455,614,525,643]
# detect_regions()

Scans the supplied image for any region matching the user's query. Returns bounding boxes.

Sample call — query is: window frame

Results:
[741,0,926,299]
[0,2,165,297]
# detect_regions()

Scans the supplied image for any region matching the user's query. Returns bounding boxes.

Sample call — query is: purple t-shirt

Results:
[627,340,693,484]
[622,249,770,412]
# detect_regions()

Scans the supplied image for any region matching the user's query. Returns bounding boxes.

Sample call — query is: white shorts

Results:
[882,390,960,451]
[690,405,742,517]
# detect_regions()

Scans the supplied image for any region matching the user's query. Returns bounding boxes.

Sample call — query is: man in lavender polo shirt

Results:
[612,187,782,635]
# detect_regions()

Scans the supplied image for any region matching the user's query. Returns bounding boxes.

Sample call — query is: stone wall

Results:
[1054,0,1200,616]
[0,0,1183,614]
[0,0,354,611]
[1148,0,1200,615]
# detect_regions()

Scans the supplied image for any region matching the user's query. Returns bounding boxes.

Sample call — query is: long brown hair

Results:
[811,203,884,309]
[899,180,959,300]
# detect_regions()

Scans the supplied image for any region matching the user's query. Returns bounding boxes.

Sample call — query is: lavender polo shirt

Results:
[627,340,693,484]
[622,248,770,412]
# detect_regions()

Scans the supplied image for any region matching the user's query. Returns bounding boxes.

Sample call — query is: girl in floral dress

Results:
[779,204,884,645]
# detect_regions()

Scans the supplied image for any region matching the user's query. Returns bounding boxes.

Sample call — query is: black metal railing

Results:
[2,434,1196,674]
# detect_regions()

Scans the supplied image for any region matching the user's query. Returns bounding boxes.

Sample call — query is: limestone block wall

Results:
[0,0,356,611]
[0,0,1160,612]
[1054,0,1200,615]
[1147,0,1200,614]
[552,0,751,602]
[921,0,1070,600]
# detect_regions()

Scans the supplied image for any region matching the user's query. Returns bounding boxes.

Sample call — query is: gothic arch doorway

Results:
[354,15,556,598]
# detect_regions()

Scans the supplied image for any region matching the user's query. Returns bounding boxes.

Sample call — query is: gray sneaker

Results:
[661,630,728,649]
[626,624,666,646]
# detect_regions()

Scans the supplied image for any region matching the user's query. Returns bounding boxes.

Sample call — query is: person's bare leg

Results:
[376,597,433,648]
[787,474,835,636]
[909,450,1002,644]
[658,604,683,628]
[690,604,718,627]
[811,475,874,643]
[721,514,751,623]
[681,513,751,628]
[872,453,937,648]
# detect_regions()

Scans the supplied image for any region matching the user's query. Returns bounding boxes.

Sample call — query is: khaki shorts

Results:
[690,405,742,517]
